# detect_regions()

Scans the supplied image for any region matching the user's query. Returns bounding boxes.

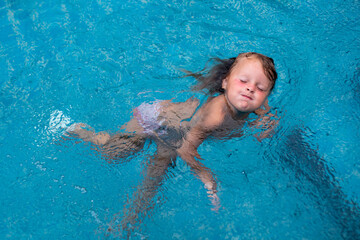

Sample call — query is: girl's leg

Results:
[101,133,146,161]
[118,144,176,236]
[68,118,147,161]
[68,123,110,145]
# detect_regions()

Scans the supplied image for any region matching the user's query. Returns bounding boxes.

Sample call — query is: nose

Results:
[246,84,255,92]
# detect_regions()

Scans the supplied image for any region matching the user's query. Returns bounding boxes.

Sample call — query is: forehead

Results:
[230,58,269,81]
[232,57,262,73]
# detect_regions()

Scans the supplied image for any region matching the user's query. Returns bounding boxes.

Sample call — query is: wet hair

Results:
[185,52,277,96]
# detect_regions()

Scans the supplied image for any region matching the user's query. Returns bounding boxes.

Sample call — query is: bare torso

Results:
[155,95,248,147]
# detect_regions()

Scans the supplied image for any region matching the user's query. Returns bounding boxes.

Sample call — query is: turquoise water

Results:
[1,0,359,239]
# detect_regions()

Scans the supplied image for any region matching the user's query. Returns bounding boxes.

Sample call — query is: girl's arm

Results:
[176,100,223,210]
[253,100,279,141]
[177,125,216,190]
[177,125,220,211]
[254,114,279,141]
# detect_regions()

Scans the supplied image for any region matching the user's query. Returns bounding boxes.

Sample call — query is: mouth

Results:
[241,94,252,100]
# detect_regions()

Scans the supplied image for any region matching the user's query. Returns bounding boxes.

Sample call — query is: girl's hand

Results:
[205,182,220,212]
[208,190,220,212]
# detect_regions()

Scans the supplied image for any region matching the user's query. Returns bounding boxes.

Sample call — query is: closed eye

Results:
[257,86,267,91]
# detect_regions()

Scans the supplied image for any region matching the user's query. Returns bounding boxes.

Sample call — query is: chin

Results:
[236,104,254,112]
[235,107,253,114]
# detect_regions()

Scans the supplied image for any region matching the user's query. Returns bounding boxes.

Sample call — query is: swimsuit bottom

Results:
[133,100,167,136]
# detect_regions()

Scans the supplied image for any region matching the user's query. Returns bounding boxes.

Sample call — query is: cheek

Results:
[233,81,246,91]
[257,92,269,102]
[237,81,246,87]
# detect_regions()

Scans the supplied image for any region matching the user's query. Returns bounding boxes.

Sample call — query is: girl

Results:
[69,52,277,234]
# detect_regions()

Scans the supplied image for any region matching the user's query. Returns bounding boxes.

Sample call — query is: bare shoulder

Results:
[198,95,227,128]
[205,95,227,109]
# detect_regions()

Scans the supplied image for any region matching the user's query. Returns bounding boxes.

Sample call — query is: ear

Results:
[222,78,228,90]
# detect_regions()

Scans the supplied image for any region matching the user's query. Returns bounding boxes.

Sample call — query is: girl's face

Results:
[222,57,271,114]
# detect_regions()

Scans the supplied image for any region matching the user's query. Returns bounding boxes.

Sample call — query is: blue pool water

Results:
[1,0,359,239]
